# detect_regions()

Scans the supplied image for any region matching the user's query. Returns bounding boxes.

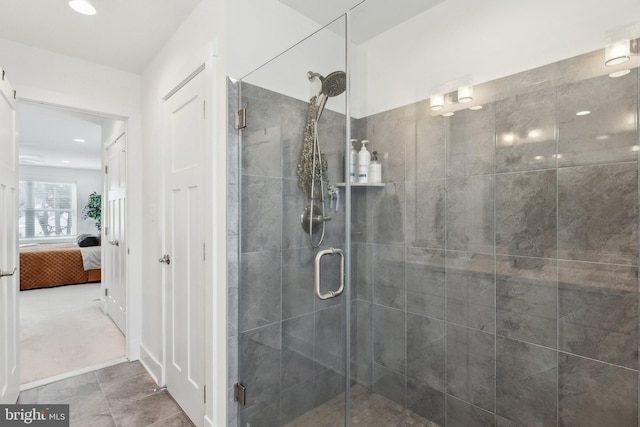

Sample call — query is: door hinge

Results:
[204,385,206,403]
[105,165,108,174]
[235,108,246,130]
[105,226,108,236]
[105,288,108,297]
[203,100,206,119]
[13,90,16,99]
[203,243,206,261]
[234,383,246,406]
[1,70,5,80]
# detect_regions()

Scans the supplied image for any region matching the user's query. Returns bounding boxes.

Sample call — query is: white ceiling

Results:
[18,102,119,170]
[0,0,201,73]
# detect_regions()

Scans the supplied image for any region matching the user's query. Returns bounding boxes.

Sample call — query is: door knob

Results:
[159,254,171,265]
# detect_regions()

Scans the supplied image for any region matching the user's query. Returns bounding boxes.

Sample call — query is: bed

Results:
[19,243,101,290]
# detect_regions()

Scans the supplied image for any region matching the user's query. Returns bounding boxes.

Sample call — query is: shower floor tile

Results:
[284,384,439,427]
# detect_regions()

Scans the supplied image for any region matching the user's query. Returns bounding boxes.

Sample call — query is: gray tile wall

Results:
[351,54,640,426]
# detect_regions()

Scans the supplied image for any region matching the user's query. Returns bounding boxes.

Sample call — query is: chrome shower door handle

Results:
[314,247,345,300]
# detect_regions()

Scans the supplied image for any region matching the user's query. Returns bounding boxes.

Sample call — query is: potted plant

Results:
[82,192,102,231]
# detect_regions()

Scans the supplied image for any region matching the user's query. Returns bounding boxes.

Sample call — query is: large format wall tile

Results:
[242,125,282,178]
[409,115,446,181]
[373,244,406,309]
[405,179,446,248]
[557,71,638,167]
[373,305,406,374]
[447,324,496,412]
[559,353,638,427]
[446,251,496,332]
[496,337,557,427]
[314,306,345,376]
[240,323,281,413]
[366,106,413,183]
[356,301,373,387]
[406,313,446,392]
[447,175,495,253]
[353,243,373,301]
[496,256,558,348]
[280,94,307,180]
[558,260,638,368]
[241,175,282,252]
[496,170,557,258]
[557,163,638,264]
[406,247,445,319]
[368,183,406,245]
[447,396,496,427]
[239,250,282,332]
[406,378,446,426]
[374,364,407,408]
[495,87,557,173]
[447,104,495,177]
[281,315,314,390]
[281,249,314,320]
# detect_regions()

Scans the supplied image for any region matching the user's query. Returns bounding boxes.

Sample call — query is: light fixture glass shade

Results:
[605,39,630,66]
[430,94,444,110]
[458,85,473,103]
[69,0,96,15]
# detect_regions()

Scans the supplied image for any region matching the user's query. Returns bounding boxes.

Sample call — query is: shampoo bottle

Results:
[368,151,382,183]
[349,139,358,183]
[358,140,371,183]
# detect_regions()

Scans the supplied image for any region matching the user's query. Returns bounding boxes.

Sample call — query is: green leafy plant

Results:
[82,192,102,231]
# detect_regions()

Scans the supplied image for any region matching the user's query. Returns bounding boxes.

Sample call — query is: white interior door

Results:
[163,70,206,425]
[105,134,127,334]
[0,68,20,403]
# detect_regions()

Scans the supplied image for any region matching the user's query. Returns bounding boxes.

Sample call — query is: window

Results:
[19,181,77,239]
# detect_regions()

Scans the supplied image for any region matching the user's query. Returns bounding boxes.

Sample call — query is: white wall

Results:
[140,0,226,425]
[0,38,143,361]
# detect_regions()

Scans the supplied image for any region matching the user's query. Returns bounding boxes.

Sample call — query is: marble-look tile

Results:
[406,378,445,426]
[228,335,238,388]
[38,372,100,404]
[239,323,281,410]
[495,87,557,173]
[314,109,347,183]
[366,105,413,183]
[495,415,522,427]
[239,250,281,332]
[281,314,314,390]
[314,369,344,407]
[240,401,280,427]
[447,324,496,412]
[446,251,496,332]
[496,256,558,348]
[227,183,239,237]
[59,388,111,424]
[406,180,446,249]
[281,249,314,320]
[557,71,638,167]
[409,115,445,181]
[281,178,307,251]
[353,243,373,301]
[241,175,282,252]
[373,305,406,374]
[356,301,373,387]
[494,64,555,100]
[368,183,406,245]
[558,260,638,368]
[447,395,496,427]
[228,286,238,338]
[280,95,309,180]
[280,378,316,425]
[77,414,116,427]
[557,163,638,264]
[447,103,495,177]
[315,306,344,375]
[373,363,407,408]
[373,244,406,309]
[446,175,494,253]
[559,353,638,427]
[111,391,183,427]
[496,170,557,258]
[148,412,194,427]
[103,372,158,404]
[406,248,446,320]
[17,388,38,404]
[242,125,282,178]
[350,189,368,243]
[406,313,446,392]
[496,337,557,427]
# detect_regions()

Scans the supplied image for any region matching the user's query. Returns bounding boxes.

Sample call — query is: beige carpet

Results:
[20,283,126,384]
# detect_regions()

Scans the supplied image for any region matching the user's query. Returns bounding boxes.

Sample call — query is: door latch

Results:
[159,254,171,265]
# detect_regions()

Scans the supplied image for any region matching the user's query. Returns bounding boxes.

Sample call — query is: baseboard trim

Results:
[20,357,128,391]
[139,343,163,385]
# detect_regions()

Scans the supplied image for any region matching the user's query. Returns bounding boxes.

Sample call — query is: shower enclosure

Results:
[230,2,640,426]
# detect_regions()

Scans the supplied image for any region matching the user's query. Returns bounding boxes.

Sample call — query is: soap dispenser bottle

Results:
[369,151,382,183]
[349,139,358,183]
[358,140,371,183]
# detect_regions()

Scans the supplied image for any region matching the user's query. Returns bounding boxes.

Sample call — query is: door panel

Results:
[105,136,126,334]
[164,70,205,426]
[0,67,19,403]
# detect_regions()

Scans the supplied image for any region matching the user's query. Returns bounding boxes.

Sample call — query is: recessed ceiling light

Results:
[576,111,591,116]
[442,112,454,117]
[69,0,96,16]
[469,105,483,111]
[609,69,631,78]
[60,160,71,164]
[73,138,86,143]
[605,39,631,66]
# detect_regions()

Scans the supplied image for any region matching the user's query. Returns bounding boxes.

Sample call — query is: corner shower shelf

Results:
[335,182,385,188]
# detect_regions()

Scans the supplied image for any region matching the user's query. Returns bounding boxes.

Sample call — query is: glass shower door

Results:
[236,15,351,427]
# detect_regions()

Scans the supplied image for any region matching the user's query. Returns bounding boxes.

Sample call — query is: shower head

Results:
[307,70,346,97]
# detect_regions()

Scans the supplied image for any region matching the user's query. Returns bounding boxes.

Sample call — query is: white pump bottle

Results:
[358,140,371,183]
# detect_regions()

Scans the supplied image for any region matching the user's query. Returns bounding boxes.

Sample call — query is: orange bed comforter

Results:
[19,243,101,290]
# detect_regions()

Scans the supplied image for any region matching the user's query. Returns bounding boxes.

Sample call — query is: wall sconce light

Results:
[457,86,473,103]
[430,94,444,110]
[605,39,631,66]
